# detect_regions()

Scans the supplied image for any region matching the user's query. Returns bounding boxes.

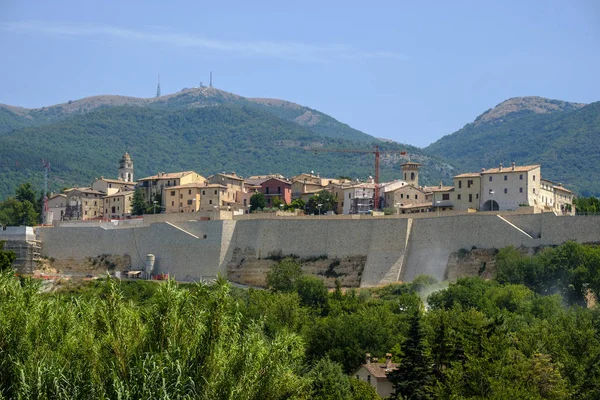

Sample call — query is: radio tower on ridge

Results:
[156,74,161,97]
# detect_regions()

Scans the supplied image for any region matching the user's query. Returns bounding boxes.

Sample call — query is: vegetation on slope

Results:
[2,241,600,398]
[425,99,600,196]
[0,105,453,200]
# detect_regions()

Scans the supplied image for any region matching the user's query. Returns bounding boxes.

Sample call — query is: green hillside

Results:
[425,98,600,196]
[0,87,374,142]
[0,105,453,199]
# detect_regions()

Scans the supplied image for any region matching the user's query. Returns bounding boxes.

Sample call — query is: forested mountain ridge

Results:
[425,97,600,196]
[0,87,374,142]
[0,105,454,199]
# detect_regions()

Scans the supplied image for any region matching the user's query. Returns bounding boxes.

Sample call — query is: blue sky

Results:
[1,0,599,147]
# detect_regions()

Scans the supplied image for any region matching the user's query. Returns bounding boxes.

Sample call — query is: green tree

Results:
[349,377,381,400]
[272,196,284,209]
[286,198,306,211]
[308,358,352,400]
[0,241,16,271]
[389,309,433,400]
[250,192,266,212]
[266,257,303,292]
[131,189,147,216]
[15,183,36,205]
[295,275,329,309]
[306,190,337,215]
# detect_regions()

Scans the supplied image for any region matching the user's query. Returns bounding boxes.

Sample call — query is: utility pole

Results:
[156,74,161,97]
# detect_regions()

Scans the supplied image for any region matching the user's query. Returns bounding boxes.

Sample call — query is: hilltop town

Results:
[46,151,575,223]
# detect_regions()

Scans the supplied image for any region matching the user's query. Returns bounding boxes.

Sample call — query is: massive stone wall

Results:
[38,214,600,286]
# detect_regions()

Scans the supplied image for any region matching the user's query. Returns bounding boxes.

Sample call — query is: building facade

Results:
[64,188,104,220]
[351,354,398,398]
[103,189,134,219]
[139,171,206,204]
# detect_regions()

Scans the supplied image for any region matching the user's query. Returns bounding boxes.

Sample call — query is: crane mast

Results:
[312,146,408,210]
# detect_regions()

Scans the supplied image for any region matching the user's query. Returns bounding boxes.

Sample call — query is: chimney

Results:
[372,357,379,364]
[439,181,443,189]
[365,353,371,365]
[386,353,392,369]
[481,168,485,172]
[512,162,516,171]
[499,163,503,172]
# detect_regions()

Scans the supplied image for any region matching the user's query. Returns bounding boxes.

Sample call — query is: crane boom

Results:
[311,146,408,210]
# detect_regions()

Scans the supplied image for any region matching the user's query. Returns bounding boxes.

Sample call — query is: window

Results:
[533,188,536,194]
[504,188,508,194]
[415,195,418,200]
[266,187,270,194]
[179,202,182,207]
[278,186,281,194]
[468,180,473,188]
[401,193,404,199]
[112,206,116,213]
[411,172,415,180]
[520,187,523,193]
[469,194,472,202]
[187,199,192,205]
[94,201,97,206]
[202,190,205,195]
[209,200,212,204]
[504,175,508,181]
[476,194,479,199]
[520,174,523,180]
[457,194,461,200]
[189,189,192,195]
[171,201,174,206]
[533,175,536,181]
[349,193,351,199]
[214,190,217,195]
[85,201,88,206]
[458,180,462,189]
[442,194,449,200]
[84,211,87,215]
[367,375,371,384]
[180,194,183,199]
[171,191,175,196]
[356,375,360,380]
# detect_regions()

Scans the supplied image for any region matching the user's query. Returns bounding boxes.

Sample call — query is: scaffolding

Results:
[3,239,41,274]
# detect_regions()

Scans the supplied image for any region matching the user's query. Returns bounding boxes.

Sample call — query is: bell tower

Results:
[118,152,134,182]
[401,162,420,186]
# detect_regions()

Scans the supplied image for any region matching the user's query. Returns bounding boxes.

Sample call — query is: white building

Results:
[351,354,398,398]
[480,163,540,211]
[342,183,375,214]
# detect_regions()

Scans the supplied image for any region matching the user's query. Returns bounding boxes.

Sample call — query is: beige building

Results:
[291,173,348,199]
[199,184,228,211]
[427,184,455,212]
[342,183,376,214]
[208,172,246,205]
[64,188,104,220]
[138,171,206,204]
[351,354,398,398]
[92,177,136,195]
[453,173,482,211]
[400,162,420,186]
[480,164,540,211]
[552,183,575,215]
[385,184,432,214]
[103,189,134,219]
[164,182,204,213]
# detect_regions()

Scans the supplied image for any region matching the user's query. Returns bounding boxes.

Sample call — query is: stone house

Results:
[351,354,398,398]
[384,184,432,214]
[47,193,67,222]
[342,183,376,214]
[164,182,204,213]
[92,177,136,196]
[64,188,104,220]
[452,173,481,211]
[208,172,246,205]
[103,189,135,219]
[138,171,206,204]
[199,184,227,212]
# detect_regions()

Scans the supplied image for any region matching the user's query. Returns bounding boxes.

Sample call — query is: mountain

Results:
[0,103,454,199]
[0,87,373,142]
[425,96,600,196]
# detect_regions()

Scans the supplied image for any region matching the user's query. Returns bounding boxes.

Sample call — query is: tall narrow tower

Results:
[156,74,161,97]
[119,152,134,182]
[401,162,420,186]
[209,71,213,88]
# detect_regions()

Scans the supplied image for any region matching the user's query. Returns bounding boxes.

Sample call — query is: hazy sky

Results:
[1,0,599,147]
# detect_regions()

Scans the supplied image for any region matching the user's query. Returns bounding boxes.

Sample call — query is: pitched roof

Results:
[454,172,481,178]
[49,193,67,200]
[204,184,227,189]
[424,185,454,192]
[211,172,244,181]
[481,165,540,174]
[69,187,105,196]
[554,185,573,194]
[356,362,399,379]
[95,178,136,185]
[138,171,196,181]
[168,182,209,190]
[103,190,135,199]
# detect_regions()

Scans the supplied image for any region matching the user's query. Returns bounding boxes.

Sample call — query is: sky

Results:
[1,0,599,147]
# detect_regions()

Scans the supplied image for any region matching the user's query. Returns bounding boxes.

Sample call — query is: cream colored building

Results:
[351,354,398,398]
[64,188,104,220]
[428,184,455,211]
[103,189,134,219]
[199,184,227,212]
[342,183,375,214]
[291,173,348,199]
[480,164,540,211]
[163,182,202,213]
[400,162,420,186]
[452,173,481,211]
[385,184,432,214]
[92,177,136,195]
[208,172,245,203]
[138,171,206,204]
[553,184,575,215]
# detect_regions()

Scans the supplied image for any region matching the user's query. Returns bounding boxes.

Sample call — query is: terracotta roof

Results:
[424,186,454,192]
[400,161,421,166]
[167,182,209,190]
[359,362,399,379]
[482,165,540,174]
[138,171,196,181]
[204,184,227,189]
[345,183,376,189]
[554,185,573,194]
[212,173,244,181]
[69,187,105,196]
[96,178,136,185]
[49,193,66,200]
[454,172,481,178]
[245,178,269,186]
[103,190,135,199]
[262,177,291,185]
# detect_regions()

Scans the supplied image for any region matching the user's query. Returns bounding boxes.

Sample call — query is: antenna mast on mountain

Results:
[210,71,213,88]
[41,159,50,225]
[156,74,161,97]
